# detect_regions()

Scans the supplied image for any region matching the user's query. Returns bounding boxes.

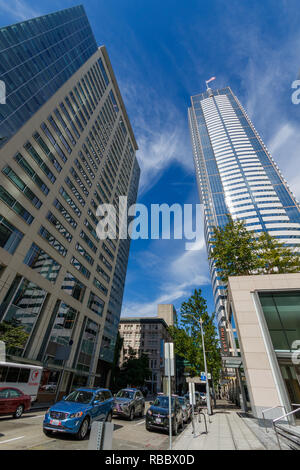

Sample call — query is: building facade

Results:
[188,86,300,324]
[0,7,140,402]
[225,273,300,420]
[118,305,176,393]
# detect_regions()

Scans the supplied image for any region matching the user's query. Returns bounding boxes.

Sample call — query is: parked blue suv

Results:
[43,388,114,440]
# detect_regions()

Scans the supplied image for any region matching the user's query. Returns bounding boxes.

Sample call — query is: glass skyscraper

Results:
[0,6,140,399]
[188,86,300,323]
[0,5,98,146]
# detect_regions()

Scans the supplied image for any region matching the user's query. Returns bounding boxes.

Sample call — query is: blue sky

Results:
[1,0,300,319]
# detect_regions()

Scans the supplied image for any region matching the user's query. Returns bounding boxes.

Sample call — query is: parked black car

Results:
[146,395,183,435]
[113,388,145,420]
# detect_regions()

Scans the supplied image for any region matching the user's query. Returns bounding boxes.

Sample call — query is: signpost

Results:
[164,342,174,450]
[188,382,196,435]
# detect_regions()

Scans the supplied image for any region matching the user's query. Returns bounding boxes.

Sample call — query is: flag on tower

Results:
[206,76,216,84]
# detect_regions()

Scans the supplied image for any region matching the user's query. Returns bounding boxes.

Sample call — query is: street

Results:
[0,404,182,450]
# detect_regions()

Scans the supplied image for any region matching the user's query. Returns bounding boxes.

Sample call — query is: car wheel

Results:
[13,405,24,419]
[129,407,135,421]
[43,429,54,438]
[77,417,89,440]
[106,411,112,422]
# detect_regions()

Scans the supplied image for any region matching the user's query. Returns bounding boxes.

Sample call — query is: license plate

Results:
[50,419,61,426]
[155,418,162,424]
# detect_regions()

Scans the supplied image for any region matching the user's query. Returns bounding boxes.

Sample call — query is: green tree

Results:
[0,321,29,350]
[115,352,151,389]
[210,216,300,282]
[169,289,222,387]
[180,289,222,387]
[110,331,124,391]
[209,216,260,282]
[257,231,300,274]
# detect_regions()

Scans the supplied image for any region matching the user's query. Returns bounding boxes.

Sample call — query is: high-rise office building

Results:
[0,6,140,401]
[188,86,300,323]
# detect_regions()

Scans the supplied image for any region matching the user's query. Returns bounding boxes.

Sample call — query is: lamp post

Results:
[182,314,212,416]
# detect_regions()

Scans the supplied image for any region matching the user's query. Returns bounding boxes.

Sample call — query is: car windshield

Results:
[153,396,174,408]
[116,390,134,400]
[64,390,93,404]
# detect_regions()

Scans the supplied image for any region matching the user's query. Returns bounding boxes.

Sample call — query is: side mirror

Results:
[62,396,66,400]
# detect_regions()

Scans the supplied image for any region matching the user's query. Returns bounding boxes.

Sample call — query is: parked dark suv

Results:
[146,395,183,435]
[113,388,145,420]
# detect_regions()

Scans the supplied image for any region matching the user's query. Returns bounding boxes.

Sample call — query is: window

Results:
[41,122,67,163]
[61,272,86,303]
[45,301,78,355]
[2,166,42,209]
[0,216,23,254]
[24,243,61,283]
[33,133,62,173]
[39,226,67,257]
[53,199,77,229]
[259,292,300,352]
[74,318,99,372]
[46,212,72,242]
[0,186,34,224]
[87,292,105,317]
[70,257,91,280]
[76,242,94,265]
[93,278,108,296]
[14,153,51,193]
[98,58,109,86]
[59,187,81,217]
[2,277,47,354]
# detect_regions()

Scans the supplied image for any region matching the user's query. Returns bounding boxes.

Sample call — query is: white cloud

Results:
[119,79,194,195]
[0,0,40,22]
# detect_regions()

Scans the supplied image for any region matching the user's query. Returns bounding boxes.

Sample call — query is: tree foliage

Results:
[209,216,300,282]
[113,347,151,390]
[0,321,29,350]
[169,289,222,386]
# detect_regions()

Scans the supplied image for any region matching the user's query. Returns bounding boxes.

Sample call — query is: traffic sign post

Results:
[189,382,196,436]
[164,342,174,450]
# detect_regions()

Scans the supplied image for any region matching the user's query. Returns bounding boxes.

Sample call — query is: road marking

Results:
[133,420,145,426]
[0,436,25,444]
[27,415,44,419]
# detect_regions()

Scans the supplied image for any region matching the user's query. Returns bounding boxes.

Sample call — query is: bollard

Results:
[88,421,114,450]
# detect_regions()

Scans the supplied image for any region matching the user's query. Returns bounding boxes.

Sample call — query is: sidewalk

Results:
[174,401,266,450]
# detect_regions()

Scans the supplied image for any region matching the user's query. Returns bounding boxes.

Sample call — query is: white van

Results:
[0,361,43,402]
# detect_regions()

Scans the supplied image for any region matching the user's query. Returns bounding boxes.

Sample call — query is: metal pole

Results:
[168,350,172,450]
[200,318,212,416]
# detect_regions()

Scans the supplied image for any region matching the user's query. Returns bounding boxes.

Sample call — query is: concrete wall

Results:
[227,273,300,419]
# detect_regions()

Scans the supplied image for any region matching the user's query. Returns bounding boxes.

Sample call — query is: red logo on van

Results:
[29,370,40,386]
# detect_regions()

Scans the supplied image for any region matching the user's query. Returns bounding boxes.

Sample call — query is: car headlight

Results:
[70,411,84,418]
[147,410,152,416]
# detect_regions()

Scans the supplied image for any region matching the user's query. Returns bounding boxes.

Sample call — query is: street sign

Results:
[200,372,206,382]
[186,376,202,384]
[189,382,196,406]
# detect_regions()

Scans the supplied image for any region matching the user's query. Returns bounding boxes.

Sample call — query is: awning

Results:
[222,356,243,369]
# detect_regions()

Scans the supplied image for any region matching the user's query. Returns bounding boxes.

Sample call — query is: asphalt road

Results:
[0,405,184,450]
